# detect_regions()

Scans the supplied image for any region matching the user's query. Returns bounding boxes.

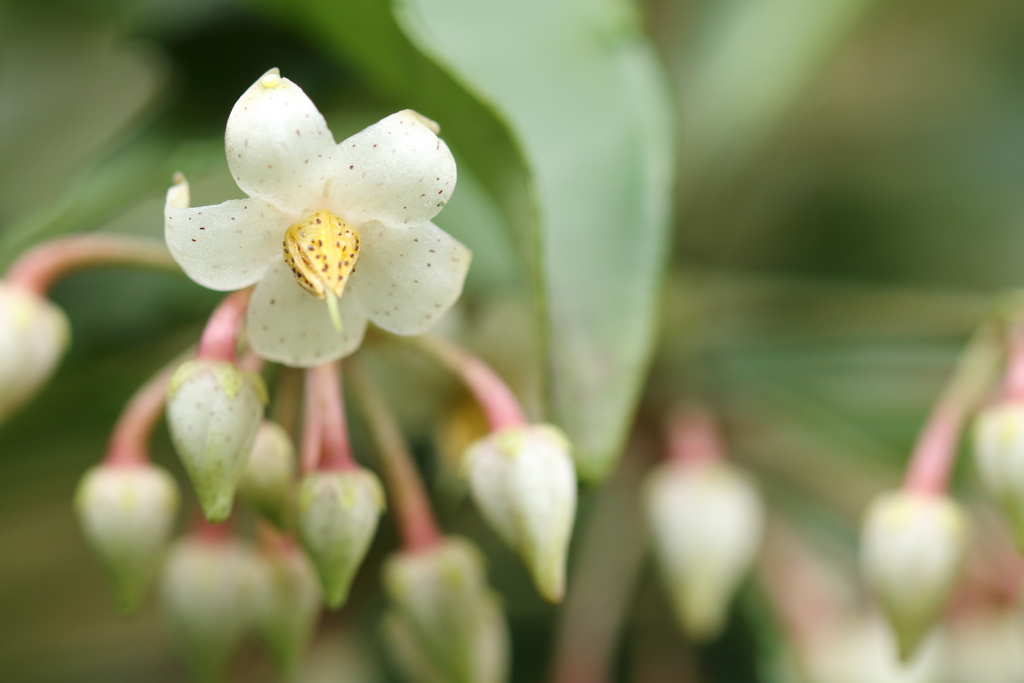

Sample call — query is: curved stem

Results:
[104,365,175,467]
[1004,324,1024,401]
[6,234,179,296]
[197,289,252,362]
[310,362,356,472]
[347,360,442,553]
[411,334,527,431]
[667,404,724,465]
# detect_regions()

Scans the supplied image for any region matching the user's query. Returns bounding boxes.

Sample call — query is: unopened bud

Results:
[238,421,295,528]
[160,537,257,681]
[296,468,385,608]
[252,544,321,673]
[973,402,1024,548]
[861,491,966,660]
[166,360,266,522]
[382,537,510,683]
[74,463,179,612]
[0,283,69,423]
[463,424,576,602]
[644,460,763,640]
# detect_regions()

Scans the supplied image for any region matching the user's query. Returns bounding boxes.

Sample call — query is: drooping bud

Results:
[860,491,967,660]
[382,537,510,683]
[74,463,179,612]
[644,459,764,640]
[166,360,266,522]
[463,424,576,602]
[251,542,321,673]
[238,421,296,528]
[160,536,257,682]
[0,283,69,423]
[296,467,385,608]
[973,402,1024,548]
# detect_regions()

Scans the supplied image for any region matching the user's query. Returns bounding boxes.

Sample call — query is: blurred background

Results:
[2,0,1023,680]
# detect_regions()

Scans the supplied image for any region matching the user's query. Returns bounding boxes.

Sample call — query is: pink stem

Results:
[415,335,526,431]
[1004,325,1024,401]
[190,509,232,543]
[104,365,174,467]
[6,234,179,295]
[301,367,324,474]
[903,398,964,495]
[347,360,442,553]
[313,362,356,472]
[667,404,725,465]
[197,289,252,362]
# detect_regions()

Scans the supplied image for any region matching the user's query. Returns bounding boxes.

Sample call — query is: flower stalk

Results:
[105,365,175,467]
[301,362,356,473]
[412,334,526,432]
[347,360,441,553]
[667,404,724,466]
[6,234,178,295]
[197,289,253,363]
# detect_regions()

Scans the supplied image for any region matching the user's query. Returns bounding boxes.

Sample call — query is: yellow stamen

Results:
[283,210,360,332]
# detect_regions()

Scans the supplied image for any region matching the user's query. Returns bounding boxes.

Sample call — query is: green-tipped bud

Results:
[160,537,257,682]
[974,402,1024,548]
[861,491,966,661]
[463,424,576,602]
[166,360,266,522]
[644,460,764,641]
[238,421,296,528]
[296,468,384,608]
[0,283,69,423]
[382,537,510,683]
[252,543,321,673]
[74,463,179,612]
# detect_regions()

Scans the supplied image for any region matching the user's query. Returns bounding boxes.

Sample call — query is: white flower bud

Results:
[973,402,1024,548]
[382,537,510,683]
[251,545,321,673]
[947,609,1024,683]
[160,537,257,681]
[74,463,179,612]
[644,459,764,640]
[0,283,69,423]
[166,360,267,522]
[463,424,576,602]
[238,421,296,528]
[296,467,385,608]
[861,491,967,660]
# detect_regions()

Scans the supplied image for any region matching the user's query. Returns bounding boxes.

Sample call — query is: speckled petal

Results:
[348,221,470,336]
[247,262,368,367]
[226,69,337,215]
[326,111,457,227]
[165,177,287,291]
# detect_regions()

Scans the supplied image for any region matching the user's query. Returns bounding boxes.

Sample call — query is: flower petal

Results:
[326,110,457,226]
[247,262,368,367]
[165,176,286,291]
[349,221,470,335]
[225,69,336,215]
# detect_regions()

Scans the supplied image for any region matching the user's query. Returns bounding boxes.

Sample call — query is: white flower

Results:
[860,491,966,661]
[463,424,577,602]
[165,68,471,367]
[644,459,764,640]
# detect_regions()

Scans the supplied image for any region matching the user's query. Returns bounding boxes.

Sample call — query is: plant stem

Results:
[197,289,252,362]
[347,360,442,553]
[6,234,179,295]
[667,404,724,465]
[303,362,356,472]
[104,365,175,467]
[411,334,527,431]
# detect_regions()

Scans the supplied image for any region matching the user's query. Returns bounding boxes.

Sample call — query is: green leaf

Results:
[399,0,676,482]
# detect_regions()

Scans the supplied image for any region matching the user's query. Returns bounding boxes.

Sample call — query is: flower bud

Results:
[160,537,257,681]
[860,491,966,660]
[74,463,179,612]
[296,467,385,608]
[644,460,764,640]
[973,402,1024,548]
[166,360,267,522]
[0,283,69,423]
[463,424,576,602]
[947,609,1024,683]
[251,543,321,673]
[382,537,510,683]
[238,421,296,528]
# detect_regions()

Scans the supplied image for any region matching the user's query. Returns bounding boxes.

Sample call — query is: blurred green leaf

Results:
[401,0,675,481]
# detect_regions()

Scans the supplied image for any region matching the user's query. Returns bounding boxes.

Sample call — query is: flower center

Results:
[283,210,360,299]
